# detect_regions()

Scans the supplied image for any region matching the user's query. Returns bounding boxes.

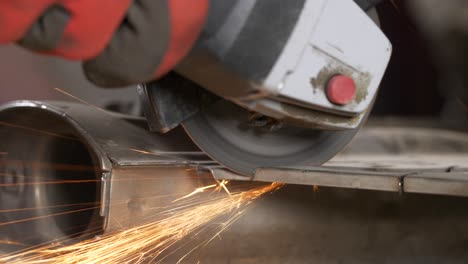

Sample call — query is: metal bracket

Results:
[138,72,219,133]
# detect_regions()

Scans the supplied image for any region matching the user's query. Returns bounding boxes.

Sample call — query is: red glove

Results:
[0,0,209,87]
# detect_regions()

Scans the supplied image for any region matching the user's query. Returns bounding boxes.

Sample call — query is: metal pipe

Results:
[0,100,215,254]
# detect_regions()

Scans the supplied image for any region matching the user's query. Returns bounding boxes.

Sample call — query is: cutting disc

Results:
[182,8,379,176]
[183,100,361,176]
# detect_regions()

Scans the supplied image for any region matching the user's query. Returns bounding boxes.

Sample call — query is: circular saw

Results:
[138,0,392,176]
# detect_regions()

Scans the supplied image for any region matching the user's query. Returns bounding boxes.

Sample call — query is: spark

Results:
[126,148,187,161]
[0,240,27,246]
[1,183,283,264]
[0,121,79,141]
[124,148,216,166]
[0,201,100,214]
[0,206,101,228]
[127,148,206,156]
[0,179,98,187]
[128,148,166,155]
[0,159,99,172]
[0,170,211,185]
[173,184,218,202]
[54,88,108,114]
[173,180,232,203]
[215,180,232,197]
[313,185,320,193]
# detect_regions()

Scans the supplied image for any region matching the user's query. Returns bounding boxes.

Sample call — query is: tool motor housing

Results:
[175,0,391,130]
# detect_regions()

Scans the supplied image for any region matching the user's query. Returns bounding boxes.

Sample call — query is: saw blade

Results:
[182,100,360,176]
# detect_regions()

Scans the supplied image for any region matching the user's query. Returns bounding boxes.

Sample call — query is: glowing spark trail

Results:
[173,184,218,202]
[54,87,108,114]
[0,182,283,264]
[0,121,79,141]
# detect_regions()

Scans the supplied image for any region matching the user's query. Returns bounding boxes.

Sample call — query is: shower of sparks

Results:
[0,182,283,264]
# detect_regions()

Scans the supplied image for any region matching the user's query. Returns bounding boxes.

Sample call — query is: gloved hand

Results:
[0,0,208,87]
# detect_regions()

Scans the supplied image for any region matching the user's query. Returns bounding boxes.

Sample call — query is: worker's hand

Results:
[0,0,208,87]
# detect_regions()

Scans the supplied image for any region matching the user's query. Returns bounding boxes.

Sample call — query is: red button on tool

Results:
[326,75,356,105]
